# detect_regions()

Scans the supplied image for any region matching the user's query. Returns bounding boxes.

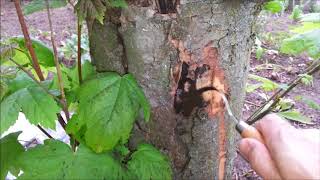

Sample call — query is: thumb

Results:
[239,138,282,179]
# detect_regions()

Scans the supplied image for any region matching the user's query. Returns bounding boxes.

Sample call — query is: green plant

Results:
[290,5,303,21]
[263,0,285,13]
[0,0,172,179]
[280,29,320,59]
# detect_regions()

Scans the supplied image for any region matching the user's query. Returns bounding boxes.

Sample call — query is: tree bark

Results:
[88,0,262,179]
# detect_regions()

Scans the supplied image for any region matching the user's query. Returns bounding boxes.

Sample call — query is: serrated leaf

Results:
[0,132,24,180]
[277,110,313,124]
[72,72,150,152]
[11,37,55,67]
[128,144,172,180]
[76,0,106,24]
[0,74,61,133]
[17,140,127,180]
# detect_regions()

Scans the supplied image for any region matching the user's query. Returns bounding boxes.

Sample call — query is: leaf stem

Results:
[13,0,45,81]
[77,18,83,84]
[45,0,70,121]
[246,61,320,124]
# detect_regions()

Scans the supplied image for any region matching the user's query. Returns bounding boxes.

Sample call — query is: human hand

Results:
[239,114,320,179]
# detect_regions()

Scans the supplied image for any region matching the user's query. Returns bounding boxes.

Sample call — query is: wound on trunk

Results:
[171,40,228,117]
[156,0,177,14]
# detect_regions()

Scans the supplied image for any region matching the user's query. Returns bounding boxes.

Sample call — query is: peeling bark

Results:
[88,1,262,179]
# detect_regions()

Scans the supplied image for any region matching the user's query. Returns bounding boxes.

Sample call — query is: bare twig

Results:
[37,125,53,139]
[13,0,45,81]
[77,18,83,84]
[247,61,320,125]
[45,0,70,121]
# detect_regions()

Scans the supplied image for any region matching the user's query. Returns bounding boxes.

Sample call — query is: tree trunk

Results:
[88,1,262,179]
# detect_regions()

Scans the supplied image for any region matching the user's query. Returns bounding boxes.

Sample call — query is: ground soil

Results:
[1,1,319,179]
[0,0,76,46]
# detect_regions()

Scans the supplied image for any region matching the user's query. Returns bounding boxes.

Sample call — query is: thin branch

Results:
[77,18,83,84]
[13,0,45,81]
[246,61,320,125]
[37,125,53,139]
[45,0,70,121]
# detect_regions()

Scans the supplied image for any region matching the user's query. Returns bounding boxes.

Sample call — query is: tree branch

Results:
[246,61,320,125]
[45,0,70,121]
[13,0,45,81]
[77,18,83,84]
[37,125,53,139]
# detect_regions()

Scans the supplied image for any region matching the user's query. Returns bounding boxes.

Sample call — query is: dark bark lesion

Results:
[156,0,178,14]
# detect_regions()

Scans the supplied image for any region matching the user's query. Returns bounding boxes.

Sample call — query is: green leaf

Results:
[249,74,280,91]
[290,5,302,21]
[280,29,320,59]
[50,71,71,90]
[11,37,55,67]
[22,0,67,15]
[0,132,24,180]
[256,46,264,60]
[128,144,172,180]
[263,1,283,13]
[75,0,106,24]
[17,140,127,180]
[0,74,61,133]
[298,74,313,86]
[0,42,30,66]
[295,96,320,110]
[277,110,313,124]
[72,72,150,152]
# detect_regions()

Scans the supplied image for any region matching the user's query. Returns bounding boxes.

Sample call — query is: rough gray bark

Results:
[88,0,262,179]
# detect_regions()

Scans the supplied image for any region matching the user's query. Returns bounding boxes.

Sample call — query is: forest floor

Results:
[1,0,319,179]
